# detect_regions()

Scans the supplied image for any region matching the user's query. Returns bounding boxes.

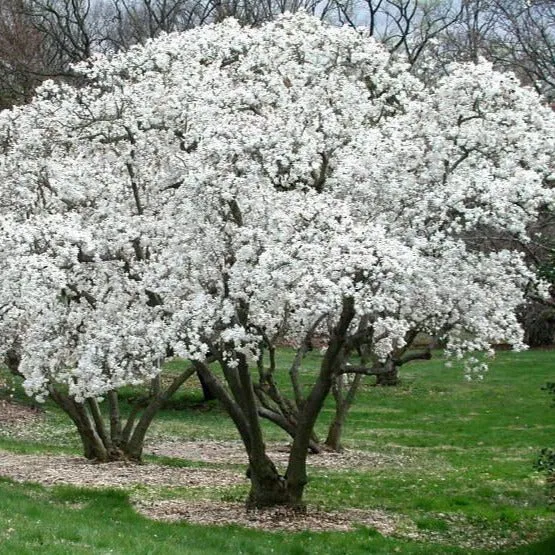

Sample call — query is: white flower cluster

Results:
[0,13,553,399]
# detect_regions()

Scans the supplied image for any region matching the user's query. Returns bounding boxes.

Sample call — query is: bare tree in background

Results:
[3,1,555,103]
[430,0,497,67]
[0,0,48,107]
[0,0,335,107]
[490,0,555,101]
[434,1,555,99]
[0,0,115,107]
[332,0,463,65]
[24,0,107,64]
[211,0,333,24]
[106,0,332,47]
[106,0,216,48]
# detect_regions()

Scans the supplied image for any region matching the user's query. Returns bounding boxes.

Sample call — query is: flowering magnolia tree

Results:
[1,13,554,507]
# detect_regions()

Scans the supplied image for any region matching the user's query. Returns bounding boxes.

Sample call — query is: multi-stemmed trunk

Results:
[253,317,328,454]
[196,297,356,509]
[323,331,434,451]
[37,365,195,462]
[197,370,217,402]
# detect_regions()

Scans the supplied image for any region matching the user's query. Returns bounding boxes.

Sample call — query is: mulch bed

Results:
[0,447,400,533]
[0,400,43,426]
[0,450,244,489]
[135,499,398,533]
[146,439,409,470]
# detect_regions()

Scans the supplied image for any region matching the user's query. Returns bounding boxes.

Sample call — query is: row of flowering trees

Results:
[1,13,554,508]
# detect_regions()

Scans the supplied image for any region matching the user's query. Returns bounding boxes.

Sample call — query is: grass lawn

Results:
[1,349,555,554]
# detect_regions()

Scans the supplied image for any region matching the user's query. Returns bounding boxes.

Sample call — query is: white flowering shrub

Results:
[0,12,553,501]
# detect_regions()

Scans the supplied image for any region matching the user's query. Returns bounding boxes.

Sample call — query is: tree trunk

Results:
[285,297,355,506]
[197,370,216,401]
[325,373,362,451]
[47,367,195,463]
[194,298,355,509]
[75,426,104,460]
[325,416,345,452]
[196,360,309,510]
[246,454,302,509]
[375,365,399,386]
[4,348,22,377]
[77,424,111,462]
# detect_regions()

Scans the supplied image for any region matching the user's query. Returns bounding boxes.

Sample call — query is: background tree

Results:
[332,0,464,66]
[489,0,555,101]
[0,0,49,108]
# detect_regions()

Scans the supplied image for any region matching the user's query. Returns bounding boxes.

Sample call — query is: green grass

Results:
[1,349,555,553]
[0,478,485,555]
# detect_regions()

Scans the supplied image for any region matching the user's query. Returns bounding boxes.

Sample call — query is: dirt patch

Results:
[146,439,408,470]
[0,450,244,489]
[0,400,43,426]
[135,499,398,534]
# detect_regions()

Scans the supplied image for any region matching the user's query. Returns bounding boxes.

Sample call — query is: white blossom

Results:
[0,13,553,399]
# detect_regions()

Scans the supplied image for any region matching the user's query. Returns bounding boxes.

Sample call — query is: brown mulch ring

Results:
[146,439,408,470]
[0,447,401,534]
[0,450,244,489]
[0,400,43,426]
[135,499,398,534]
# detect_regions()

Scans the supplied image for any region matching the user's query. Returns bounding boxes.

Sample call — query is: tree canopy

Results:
[1,12,554,505]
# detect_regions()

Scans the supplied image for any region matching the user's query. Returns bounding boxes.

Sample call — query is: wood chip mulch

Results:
[0,400,43,425]
[135,499,398,534]
[0,450,244,489]
[146,439,408,470]
[0,448,400,534]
